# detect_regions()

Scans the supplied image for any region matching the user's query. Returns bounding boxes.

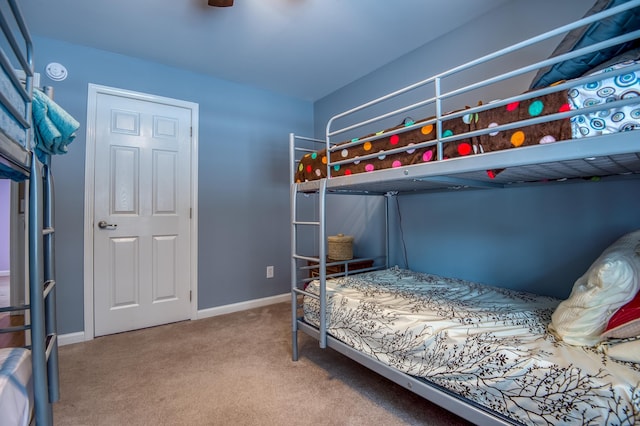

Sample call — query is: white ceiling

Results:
[20,0,509,101]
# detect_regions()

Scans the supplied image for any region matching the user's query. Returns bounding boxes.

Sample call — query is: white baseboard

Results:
[197,293,290,319]
[60,293,290,345]
[58,331,85,346]
[0,270,9,277]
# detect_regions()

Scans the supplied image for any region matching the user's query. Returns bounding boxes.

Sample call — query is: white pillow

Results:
[548,230,640,346]
[600,339,640,363]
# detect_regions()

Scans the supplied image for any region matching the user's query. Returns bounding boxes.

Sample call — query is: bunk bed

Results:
[291,1,640,425]
[0,0,66,424]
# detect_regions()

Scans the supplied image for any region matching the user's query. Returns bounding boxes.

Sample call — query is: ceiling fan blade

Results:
[208,0,234,6]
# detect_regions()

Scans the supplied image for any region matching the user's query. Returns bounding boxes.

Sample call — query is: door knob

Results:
[98,220,117,229]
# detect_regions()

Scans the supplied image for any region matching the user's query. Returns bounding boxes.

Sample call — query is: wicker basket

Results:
[327,233,354,260]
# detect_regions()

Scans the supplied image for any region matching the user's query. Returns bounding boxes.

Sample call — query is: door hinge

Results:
[190,208,192,219]
[190,127,192,137]
[190,290,192,302]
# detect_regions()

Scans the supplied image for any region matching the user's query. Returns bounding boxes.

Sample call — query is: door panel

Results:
[110,237,139,308]
[112,146,139,214]
[152,235,178,301]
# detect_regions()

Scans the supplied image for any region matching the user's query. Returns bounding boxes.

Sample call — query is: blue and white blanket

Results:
[304,268,640,425]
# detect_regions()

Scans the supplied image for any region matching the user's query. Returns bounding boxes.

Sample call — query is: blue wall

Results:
[33,37,313,334]
[314,0,594,135]
[313,0,640,299]
[387,178,640,299]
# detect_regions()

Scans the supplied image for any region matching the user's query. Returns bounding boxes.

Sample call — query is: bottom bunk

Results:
[0,347,33,425]
[293,237,640,425]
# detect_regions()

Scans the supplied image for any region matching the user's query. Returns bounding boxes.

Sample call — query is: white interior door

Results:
[93,91,193,337]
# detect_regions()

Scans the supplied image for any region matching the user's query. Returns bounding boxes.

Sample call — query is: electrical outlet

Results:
[266,265,274,279]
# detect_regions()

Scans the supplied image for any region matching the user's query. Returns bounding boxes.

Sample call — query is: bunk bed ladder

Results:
[290,134,329,360]
[42,154,60,405]
[29,87,60,425]
[29,150,60,425]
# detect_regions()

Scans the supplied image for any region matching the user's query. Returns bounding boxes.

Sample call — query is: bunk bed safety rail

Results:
[326,0,640,137]
[0,0,33,175]
[0,0,33,114]
[325,62,640,171]
[323,0,640,178]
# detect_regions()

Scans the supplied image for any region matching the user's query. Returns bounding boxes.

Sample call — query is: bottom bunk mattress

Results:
[302,267,640,425]
[0,347,33,426]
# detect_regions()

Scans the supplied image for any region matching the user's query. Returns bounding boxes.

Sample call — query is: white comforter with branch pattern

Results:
[303,267,640,425]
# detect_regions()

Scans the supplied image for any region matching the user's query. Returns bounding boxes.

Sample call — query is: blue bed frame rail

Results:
[0,1,60,424]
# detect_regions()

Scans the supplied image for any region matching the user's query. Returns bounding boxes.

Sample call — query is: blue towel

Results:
[31,89,80,159]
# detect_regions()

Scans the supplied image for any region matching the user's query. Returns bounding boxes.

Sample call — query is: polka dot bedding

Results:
[295,61,640,184]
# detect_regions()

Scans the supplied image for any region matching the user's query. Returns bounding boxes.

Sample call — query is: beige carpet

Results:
[54,302,471,425]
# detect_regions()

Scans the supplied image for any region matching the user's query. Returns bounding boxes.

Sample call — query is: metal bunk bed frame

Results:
[0,0,60,424]
[291,1,640,425]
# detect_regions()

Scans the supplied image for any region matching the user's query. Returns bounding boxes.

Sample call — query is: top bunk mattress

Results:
[302,267,640,425]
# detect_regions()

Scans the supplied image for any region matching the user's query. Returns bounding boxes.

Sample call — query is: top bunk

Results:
[0,0,33,179]
[291,0,640,196]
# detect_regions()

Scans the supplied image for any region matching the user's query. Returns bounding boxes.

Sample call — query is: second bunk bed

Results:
[291,1,640,425]
[0,0,78,424]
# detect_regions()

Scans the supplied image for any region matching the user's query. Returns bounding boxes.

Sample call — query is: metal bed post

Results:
[290,134,299,362]
[29,155,53,425]
[26,75,59,426]
[384,193,391,270]
[318,178,327,349]
[42,155,60,404]
[290,194,299,361]
[434,75,443,161]
[42,85,60,404]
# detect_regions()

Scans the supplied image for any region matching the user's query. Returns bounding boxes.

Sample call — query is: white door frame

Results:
[9,180,26,308]
[83,84,199,341]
